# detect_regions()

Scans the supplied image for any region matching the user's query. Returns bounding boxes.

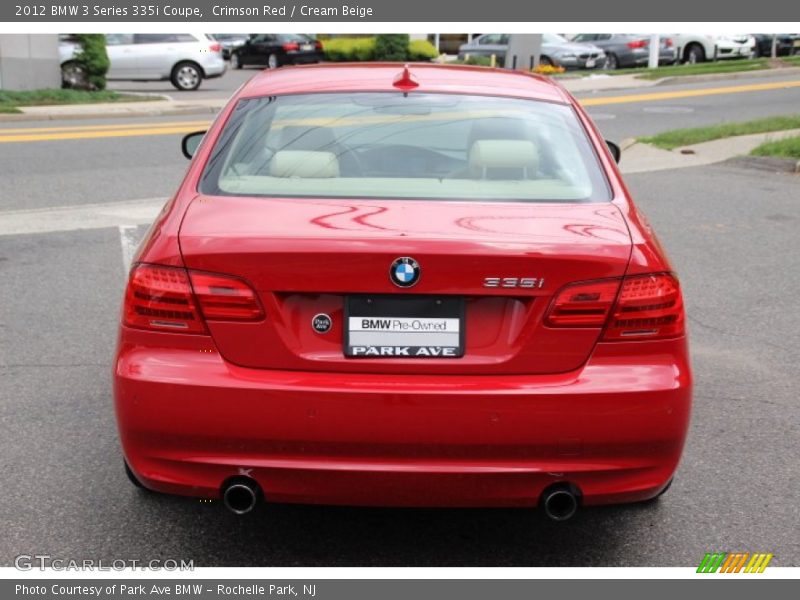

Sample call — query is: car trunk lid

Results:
[178,195,632,374]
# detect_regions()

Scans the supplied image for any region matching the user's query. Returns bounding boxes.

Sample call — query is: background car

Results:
[672,34,756,63]
[212,33,250,59]
[230,34,323,69]
[751,34,800,57]
[59,33,226,91]
[571,34,677,69]
[458,33,606,70]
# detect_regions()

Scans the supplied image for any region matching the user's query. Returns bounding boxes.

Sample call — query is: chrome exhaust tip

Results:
[222,479,260,515]
[541,485,580,522]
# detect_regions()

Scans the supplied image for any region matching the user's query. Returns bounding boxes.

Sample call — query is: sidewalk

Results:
[1,98,225,121]
[619,128,800,174]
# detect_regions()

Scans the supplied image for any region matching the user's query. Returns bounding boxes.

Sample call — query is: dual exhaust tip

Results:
[221,477,580,520]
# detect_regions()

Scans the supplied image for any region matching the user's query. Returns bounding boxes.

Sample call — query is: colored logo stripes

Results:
[697,552,774,573]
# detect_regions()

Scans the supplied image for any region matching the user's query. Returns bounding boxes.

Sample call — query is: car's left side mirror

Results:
[606,140,621,164]
[182,131,206,159]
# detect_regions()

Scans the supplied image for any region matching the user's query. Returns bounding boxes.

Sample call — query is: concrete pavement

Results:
[620,128,800,174]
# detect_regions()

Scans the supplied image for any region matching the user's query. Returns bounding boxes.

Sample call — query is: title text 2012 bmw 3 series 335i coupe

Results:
[114,64,691,520]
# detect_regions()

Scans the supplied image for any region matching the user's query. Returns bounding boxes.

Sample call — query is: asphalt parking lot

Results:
[1,71,799,567]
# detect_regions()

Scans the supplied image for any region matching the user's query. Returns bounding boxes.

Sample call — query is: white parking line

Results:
[0,197,166,237]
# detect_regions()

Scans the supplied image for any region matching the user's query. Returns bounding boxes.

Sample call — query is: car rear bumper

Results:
[114,329,692,507]
[200,55,227,78]
[285,50,323,65]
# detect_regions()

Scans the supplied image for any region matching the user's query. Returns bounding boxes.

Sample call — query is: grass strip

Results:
[639,115,800,150]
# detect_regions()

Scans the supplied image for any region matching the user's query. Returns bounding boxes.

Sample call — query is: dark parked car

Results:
[751,34,800,57]
[231,34,323,70]
[212,33,250,59]
[571,34,677,69]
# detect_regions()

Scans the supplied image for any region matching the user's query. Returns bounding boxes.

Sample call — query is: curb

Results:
[0,104,222,122]
[651,66,800,87]
[722,155,800,173]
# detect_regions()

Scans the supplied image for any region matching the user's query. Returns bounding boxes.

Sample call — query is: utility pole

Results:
[648,34,660,69]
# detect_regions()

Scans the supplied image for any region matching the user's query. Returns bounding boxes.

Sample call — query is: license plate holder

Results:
[344,295,465,358]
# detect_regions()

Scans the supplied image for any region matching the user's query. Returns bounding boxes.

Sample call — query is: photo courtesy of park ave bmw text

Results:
[0,0,798,594]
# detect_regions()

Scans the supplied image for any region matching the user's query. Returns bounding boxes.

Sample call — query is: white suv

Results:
[673,34,756,63]
[60,33,227,91]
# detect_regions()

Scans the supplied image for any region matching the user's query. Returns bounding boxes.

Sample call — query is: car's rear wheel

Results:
[61,61,87,89]
[230,52,242,69]
[539,55,553,67]
[685,43,706,64]
[170,61,202,91]
[604,53,619,70]
[267,53,279,69]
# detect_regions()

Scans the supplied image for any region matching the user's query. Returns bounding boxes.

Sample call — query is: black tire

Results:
[230,52,243,69]
[61,61,87,89]
[170,61,203,91]
[604,53,619,70]
[685,43,706,64]
[539,55,553,67]
[124,460,146,490]
[267,53,279,69]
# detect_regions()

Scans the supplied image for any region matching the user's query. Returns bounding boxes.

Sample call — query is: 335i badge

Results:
[114,63,692,520]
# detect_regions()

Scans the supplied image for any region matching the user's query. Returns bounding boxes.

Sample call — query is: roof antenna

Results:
[393,64,419,95]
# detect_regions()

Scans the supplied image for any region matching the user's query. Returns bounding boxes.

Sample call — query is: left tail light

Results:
[627,39,648,49]
[209,42,222,53]
[123,264,263,334]
[282,42,300,51]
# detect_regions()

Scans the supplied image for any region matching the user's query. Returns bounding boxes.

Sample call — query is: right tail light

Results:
[545,273,685,341]
[602,273,684,340]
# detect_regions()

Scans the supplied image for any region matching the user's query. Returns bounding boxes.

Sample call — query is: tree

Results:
[72,34,110,90]
[373,34,410,61]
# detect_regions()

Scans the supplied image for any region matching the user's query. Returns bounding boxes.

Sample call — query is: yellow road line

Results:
[580,79,800,106]
[1,79,798,143]
[0,120,210,135]
[0,125,208,143]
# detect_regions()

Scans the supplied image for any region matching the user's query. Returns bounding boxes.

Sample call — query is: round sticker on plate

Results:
[312,313,332,334]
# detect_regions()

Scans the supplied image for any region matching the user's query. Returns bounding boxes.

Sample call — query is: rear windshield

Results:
[199,92,610,203]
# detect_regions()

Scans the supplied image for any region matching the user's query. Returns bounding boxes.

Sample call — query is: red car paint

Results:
[115,64,691,509]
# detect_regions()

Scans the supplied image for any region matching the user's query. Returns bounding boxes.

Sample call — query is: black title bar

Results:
[4,0,799,22]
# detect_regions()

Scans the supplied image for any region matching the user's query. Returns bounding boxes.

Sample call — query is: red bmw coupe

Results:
[114,63,691,520]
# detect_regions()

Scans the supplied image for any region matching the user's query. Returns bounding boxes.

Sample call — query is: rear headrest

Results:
[270,150,340,178]
[469,139,539,173]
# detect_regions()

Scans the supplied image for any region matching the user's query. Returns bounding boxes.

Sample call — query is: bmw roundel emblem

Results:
[390,257,421,288]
